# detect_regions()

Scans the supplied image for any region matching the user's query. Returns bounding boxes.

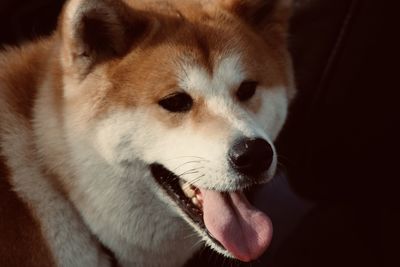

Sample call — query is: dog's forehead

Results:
[103,7,272,110]
[109,20,253,91]
[178,53,245,96]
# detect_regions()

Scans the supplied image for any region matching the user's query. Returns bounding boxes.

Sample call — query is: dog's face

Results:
[59,0,294,262]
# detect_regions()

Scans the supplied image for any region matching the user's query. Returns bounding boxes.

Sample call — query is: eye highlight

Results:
[158,92,193,113]
[236,80,258,102]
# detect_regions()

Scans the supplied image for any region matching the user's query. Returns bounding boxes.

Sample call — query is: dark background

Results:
[1,0,398,266]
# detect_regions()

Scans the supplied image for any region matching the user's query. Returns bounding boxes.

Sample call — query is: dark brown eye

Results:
[158,92,193,113]
[236,80,258,102]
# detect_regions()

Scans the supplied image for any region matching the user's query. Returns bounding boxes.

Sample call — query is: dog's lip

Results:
[149,163,224,248]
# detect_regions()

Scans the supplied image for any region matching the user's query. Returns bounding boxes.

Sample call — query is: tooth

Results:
[191,197,201,207]
[196,192,203,202]
[182,184,196,198]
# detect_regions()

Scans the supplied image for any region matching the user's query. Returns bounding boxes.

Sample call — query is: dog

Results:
[0,0,295,266]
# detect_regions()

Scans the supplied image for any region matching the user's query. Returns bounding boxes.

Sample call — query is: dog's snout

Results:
[229,138,273,176]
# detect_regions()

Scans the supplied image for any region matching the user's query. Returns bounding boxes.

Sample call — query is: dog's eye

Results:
[236,80,258,102]
[158,92,193,113]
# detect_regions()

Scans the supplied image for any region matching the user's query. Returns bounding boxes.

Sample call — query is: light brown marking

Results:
[0,40,54,121]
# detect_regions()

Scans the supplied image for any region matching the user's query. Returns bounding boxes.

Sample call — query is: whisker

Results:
[185,174,205,186]
[183,231,200,240]
[162,156,210,162]
[172,160,205,172]
[190,239,205,251]
[181,173,206,190]
[182,177,205,190]
[176,167,203,177]
[179,172,200,179]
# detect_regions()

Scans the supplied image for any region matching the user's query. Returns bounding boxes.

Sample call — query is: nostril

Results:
[229,138,274,176]
[235,154,252,168]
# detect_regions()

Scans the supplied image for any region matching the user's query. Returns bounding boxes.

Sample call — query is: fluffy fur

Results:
[0,0,294,266]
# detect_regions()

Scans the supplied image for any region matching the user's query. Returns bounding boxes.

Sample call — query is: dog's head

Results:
[58,0,294,262]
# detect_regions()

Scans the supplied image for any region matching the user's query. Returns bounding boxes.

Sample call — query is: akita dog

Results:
[0,0,294,266]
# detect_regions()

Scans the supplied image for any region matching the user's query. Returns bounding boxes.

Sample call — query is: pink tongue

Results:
[201,189,272,262]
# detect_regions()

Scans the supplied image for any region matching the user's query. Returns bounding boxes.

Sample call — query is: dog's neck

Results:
[33,58,200,267]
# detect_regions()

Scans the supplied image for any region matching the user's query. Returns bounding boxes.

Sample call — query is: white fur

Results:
[26,71,198,266]
[1,6,292,262]
[58,3,290,262]
[85,53,289,259]
[0,46,290,266]
[0,100,111,267]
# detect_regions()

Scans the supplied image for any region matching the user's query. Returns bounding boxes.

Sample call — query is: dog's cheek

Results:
[91,111,151,166]
[93,121,131,166]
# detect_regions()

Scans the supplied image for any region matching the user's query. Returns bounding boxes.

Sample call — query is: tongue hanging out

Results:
[151,163,272,262]
[200,189,272,262]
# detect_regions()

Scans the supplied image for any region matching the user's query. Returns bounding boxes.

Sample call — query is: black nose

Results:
[229,138,274,176]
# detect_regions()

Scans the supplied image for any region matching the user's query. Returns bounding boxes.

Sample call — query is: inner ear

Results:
[76,9,125,58]
[62,0,148,74]
[219,0,292,29]
[227,0,276,25]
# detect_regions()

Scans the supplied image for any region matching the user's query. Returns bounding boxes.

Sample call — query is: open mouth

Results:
[150,163,273,262]
[150,164,221,245]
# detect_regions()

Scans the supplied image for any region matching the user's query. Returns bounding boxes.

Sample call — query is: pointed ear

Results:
[218,0,293,34]
[60,0,148,75]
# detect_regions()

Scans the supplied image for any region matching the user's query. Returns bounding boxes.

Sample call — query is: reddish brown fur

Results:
[0,40,56,266]
[0,158,55,266]
[0,41,52,121]
[0,0,293,265]
[84,1,292,129]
